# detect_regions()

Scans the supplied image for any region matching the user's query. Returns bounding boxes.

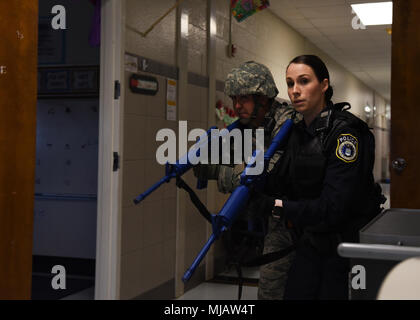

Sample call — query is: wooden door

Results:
[391,0,420,209]
[0,1,38,299]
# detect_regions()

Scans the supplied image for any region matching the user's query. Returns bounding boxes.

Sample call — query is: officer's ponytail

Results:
[287,55,333,102]
[325,85,333,102]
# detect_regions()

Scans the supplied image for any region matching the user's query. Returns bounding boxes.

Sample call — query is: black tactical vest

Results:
[269,102,383,228]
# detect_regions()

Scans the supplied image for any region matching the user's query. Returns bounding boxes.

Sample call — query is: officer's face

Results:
[286,63,329,120]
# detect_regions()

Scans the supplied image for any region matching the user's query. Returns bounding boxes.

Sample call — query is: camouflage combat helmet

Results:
[224,61,279,99]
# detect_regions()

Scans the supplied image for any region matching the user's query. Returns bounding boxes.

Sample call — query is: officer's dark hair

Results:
[287,55,334,102]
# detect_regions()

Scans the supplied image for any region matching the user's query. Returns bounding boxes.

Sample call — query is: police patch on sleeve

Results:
[336,134,358,163]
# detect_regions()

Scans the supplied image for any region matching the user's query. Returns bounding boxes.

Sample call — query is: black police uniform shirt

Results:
[269,107,376,235]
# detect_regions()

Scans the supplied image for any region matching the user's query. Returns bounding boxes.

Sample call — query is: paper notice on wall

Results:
[46,71,68,90]
[166,78,177,121]
[125,54,138,73]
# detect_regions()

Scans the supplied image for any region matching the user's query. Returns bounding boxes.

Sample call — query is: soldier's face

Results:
[286,63,328,119]
[232,95,268,126]
[232,94,255,120]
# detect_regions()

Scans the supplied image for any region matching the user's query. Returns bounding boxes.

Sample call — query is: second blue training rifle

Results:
[182,118,294,283]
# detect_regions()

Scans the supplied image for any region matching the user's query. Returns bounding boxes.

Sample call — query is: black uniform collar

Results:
[297,102,333,137]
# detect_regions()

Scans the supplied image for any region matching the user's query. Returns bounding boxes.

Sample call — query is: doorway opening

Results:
[31,0,101,300]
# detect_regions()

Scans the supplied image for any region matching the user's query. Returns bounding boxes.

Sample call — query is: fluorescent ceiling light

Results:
[351,2,393,25]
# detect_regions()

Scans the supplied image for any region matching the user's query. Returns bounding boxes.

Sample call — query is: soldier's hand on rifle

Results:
[193,164,220,181]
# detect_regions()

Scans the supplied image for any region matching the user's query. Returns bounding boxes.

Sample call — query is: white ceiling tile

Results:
[299,5,352,19]
[317,25,357,36]
[365,25,392,34]
[309,17,353,28]
[268,7,306,20]
[269,0,296,9]
[326,32,373,43]
[307,33,335,44]
[315,41,341,51]
[335,41,383,53]
[294,27,325,38]
[287,18,314,29]
[294,0,347,8]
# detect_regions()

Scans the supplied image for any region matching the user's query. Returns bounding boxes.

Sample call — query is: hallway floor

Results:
[60,267,260,300]
[61,182,390,301]
[177,267,259,300]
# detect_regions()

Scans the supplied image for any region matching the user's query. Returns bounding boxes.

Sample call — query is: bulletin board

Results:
[33,98,99,259]
[34,99,99,195]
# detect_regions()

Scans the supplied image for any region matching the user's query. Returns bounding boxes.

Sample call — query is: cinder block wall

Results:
[121,0,211,299]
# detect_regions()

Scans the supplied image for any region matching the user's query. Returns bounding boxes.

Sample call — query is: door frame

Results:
[95,0,125,300]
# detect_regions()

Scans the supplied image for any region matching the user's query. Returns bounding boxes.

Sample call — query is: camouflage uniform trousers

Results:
[258,216,295,300]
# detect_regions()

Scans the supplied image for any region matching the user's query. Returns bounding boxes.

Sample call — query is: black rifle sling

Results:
[241,243,296,267]
[234,243,296,300]
[175,176,212,224]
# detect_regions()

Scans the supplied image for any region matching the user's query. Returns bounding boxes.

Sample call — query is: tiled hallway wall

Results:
[121,70,179,299]
[121,0,212,299]
[121,0,177,300]
[119,0,391,299]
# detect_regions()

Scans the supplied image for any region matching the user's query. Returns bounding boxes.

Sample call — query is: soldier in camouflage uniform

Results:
[194,61,298,300]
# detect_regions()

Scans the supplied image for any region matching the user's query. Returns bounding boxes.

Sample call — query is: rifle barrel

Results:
[182,232,219,283]
[133,174,172,204]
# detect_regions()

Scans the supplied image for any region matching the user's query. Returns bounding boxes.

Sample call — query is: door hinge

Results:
[113,152,120,172]
[114,80,121,100]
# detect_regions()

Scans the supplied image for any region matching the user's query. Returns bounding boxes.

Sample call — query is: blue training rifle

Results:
[133,120,241,204]
[182,118,293,283]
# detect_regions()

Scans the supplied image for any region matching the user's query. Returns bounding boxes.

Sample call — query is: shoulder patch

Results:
[336,134,358,163]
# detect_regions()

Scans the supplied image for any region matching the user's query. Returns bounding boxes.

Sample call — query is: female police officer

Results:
[258,55,384,299]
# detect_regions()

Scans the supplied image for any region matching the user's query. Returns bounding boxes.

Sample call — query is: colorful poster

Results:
[166,79,177,121]
[231,0,270,22]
